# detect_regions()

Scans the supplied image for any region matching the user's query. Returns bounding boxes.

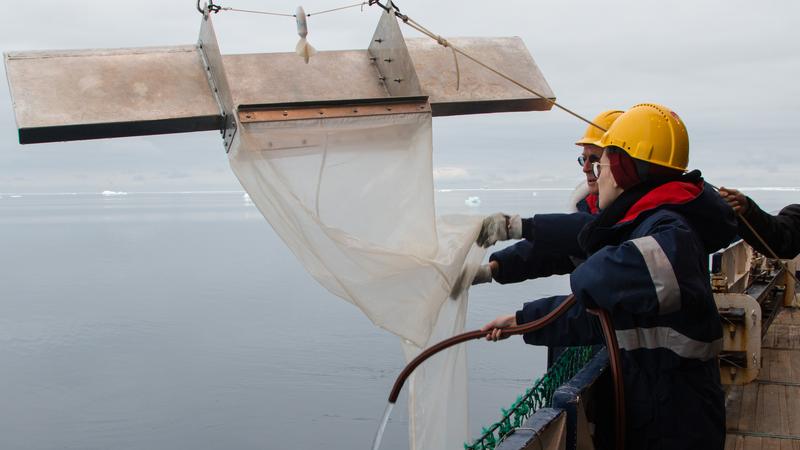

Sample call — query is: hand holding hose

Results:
[481,314,516,341]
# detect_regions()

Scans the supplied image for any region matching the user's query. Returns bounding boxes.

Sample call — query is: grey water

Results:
[0,188,795,450]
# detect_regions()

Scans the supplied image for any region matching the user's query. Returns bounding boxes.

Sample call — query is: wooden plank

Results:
[763,438,782,450]
[775,326,791,349]
[765,327,776,348]
[728,385,745,431]
[788,387,800,437]
[788,325,800,350]
[761,349,774,381]
[727,435,744,450]
[6,36,556,144]
[743,436,763,450]
[406,37,555,116]
[5,46,223,143]
[755,384,784,434]
[776,350,794,382]
[740,382,760,432]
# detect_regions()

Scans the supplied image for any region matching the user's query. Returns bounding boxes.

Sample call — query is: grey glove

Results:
[449,263,494,299]
[476,213,522,248]
[472,264,493,285]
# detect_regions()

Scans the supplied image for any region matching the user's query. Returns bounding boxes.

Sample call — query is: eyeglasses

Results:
[591,161,611,179]
[577,155,601,167]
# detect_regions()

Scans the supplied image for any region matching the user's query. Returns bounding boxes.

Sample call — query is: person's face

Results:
[597,151,624,210]
[579,144,604,195]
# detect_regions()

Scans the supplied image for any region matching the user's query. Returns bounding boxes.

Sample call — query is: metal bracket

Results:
[238,96,430,123]
[368,2,422,97]
[198,5,237,152]
[714,293,762,385]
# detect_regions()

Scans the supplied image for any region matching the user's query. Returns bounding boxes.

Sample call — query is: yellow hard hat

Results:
[575,110,624,146]
[597,103,689,171]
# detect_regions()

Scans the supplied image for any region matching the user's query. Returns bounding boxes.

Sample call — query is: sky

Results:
[1,0,800,193]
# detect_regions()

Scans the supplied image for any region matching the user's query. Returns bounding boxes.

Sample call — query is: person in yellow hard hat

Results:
[572,110,623,214]
[459,111,623,293]
[481,103,736,449]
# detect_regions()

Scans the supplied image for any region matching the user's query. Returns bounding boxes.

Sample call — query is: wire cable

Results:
[203,2,368,18]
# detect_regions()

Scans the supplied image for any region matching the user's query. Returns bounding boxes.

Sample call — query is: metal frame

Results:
[238,96,430,123]
[715,293,762,385]
[198,5,236,152]
[368,3,423,98]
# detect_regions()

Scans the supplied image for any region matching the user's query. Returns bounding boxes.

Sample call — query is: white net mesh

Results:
[228,112,485,449]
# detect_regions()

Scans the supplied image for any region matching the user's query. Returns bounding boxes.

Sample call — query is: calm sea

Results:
[0,188,795,449]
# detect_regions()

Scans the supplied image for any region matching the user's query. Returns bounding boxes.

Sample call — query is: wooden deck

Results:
[725,307,800,450]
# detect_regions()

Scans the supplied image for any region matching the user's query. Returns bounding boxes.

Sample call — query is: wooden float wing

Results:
[4,12,554,145]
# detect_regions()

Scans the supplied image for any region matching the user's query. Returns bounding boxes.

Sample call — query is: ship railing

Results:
[464,345,602,450]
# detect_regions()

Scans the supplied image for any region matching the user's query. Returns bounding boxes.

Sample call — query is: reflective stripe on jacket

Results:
[516,178,737,449]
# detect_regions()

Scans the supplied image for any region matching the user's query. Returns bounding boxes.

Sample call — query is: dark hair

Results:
[606,146,683,186]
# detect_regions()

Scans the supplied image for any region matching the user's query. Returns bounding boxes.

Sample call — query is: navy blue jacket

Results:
[489,190,599,284]
[490,208,595,283]
[516,175,737,449]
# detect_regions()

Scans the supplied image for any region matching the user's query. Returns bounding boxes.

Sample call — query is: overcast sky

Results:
[1,0,799,193]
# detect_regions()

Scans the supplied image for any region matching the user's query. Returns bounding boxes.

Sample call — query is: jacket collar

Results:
[578,170,703,254]
[616,179,703,225]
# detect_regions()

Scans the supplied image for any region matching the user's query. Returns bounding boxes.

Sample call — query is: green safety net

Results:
[464,346,595,450]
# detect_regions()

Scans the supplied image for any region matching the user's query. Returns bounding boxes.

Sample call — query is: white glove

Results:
[476,213,522,248]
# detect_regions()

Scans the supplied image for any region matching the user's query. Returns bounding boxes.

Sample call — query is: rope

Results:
[450,47,460,91]
[220,7,294,17]
[308,2,367,16]
[385,9,606,132]
[738,212,800,285]
[206,2,368,18]
[705,182,800,286]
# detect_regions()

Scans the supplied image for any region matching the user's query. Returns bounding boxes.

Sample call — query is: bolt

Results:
[393,78,403,83]
[384,58,393,63]
[374,38,383,43]
[353,109,358,113]
[283,111,288,116]
[378,76,386,81]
